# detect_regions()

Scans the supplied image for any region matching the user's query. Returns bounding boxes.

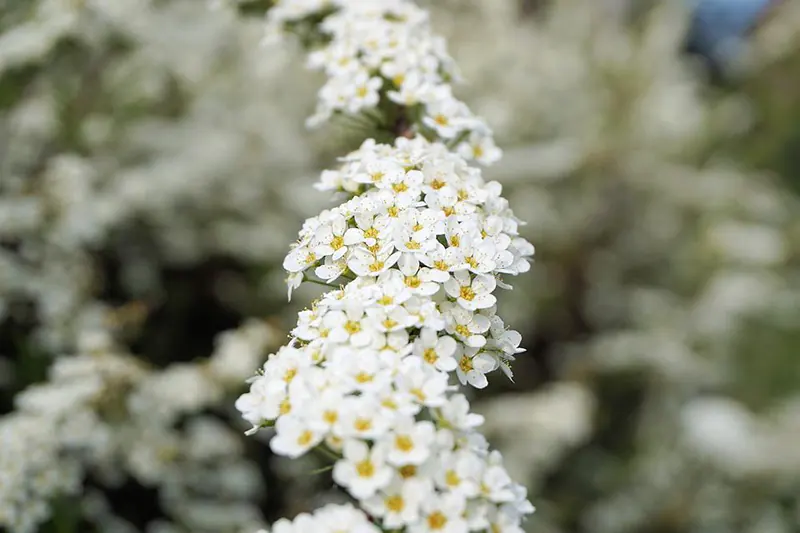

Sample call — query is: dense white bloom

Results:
[238,136,534,532]
[265,0,501,165]
[256,503,380,533]
[333,440,394,499]
[237,2,535,532]
[1,319,276,533]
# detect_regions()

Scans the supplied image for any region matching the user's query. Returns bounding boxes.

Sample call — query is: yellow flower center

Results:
[355,372,374,384]
[364,227,379,239]
[443,206,455,217]
[406,240,421,250]
[386,494,405,513]
[459,286,476,301]
[305,251,317,264]
[395,435,414,452]
[387,206,399,217]
[369,260,385,272]
[370,172,384,183]
[449,235,460,247]
[410,387,426,402]
[434,260,449,271]
[279,399,292,415]
[398,465,417,479]
[445,469,461,487]
[405,276,421,288]
[354,418,373,432]
[283,368,297,383]
[423,348,438,364]
[323,410,338,425]
[356,86,368,98]
[455,325,470,337]
[465,256,479,269]
[356,459,375,478]
[392,182,408,193]
[459,355,474,373]
[381,398,398,410]
[296,430,314,447]
[433,114,448,126]
[330,235,344,250]
[457,189,469,201]
[378,295,394,306]
[382,318,398,330]
[428,511,448,530]
[431,179,445,190]
[344,321,361,334]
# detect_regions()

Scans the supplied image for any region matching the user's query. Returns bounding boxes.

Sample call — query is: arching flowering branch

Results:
[265,0,503,164]
[237,1,535,532]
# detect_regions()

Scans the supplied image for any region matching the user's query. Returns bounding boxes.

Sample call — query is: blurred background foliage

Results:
[1,0,799,532]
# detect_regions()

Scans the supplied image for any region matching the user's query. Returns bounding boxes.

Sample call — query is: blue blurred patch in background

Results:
[684,0,779,76]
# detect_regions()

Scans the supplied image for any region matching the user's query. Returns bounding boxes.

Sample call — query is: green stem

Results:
[303,276,341,289]
[307,464,335,475]
[314,443,342,461]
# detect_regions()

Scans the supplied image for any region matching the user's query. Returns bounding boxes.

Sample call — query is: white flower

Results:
[363,477,430,529]
[384,417,437,466]
[443,303,491,348]
[333,440,393,499]
[315,256,348,283]
[397,255,441,296]
[235,376,287,427]
[315,503,382,533]
[418,243,462,282]
[455,347,498,389]
[270,415,324,458]
[444,270,496,311]
[283,245,319,274]
[387,70,432,106]
[410,491,469,533]
[312,213,349,261]
[457,131,502,165]
[394,357,449,408]
[413,328,458,372]
[485,505,525,533]
[422,96,470,140]
[322,305,373,347]
[346,71,383,113]
[439,394,484,431]
[460,238,498,275]
[348,246,401,277]
[335,396,392,440]
[353,159,405,188]
[435,450,483,498]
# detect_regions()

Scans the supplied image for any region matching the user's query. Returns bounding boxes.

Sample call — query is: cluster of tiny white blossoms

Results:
[238,1,536,531]
[265,0,503,165]
[0,319,279,533]
[237,136,535,530]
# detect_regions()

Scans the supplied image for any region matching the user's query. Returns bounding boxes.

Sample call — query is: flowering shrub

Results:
[236,1,536,531]
[0,320,277,533]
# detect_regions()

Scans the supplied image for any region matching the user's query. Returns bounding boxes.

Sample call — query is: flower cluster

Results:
[255,503,380,533]
[1,319,278,533]
[0,416,82,533]
[238,134,535,532]
[266,0,503,165]
[282,136,532,384]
